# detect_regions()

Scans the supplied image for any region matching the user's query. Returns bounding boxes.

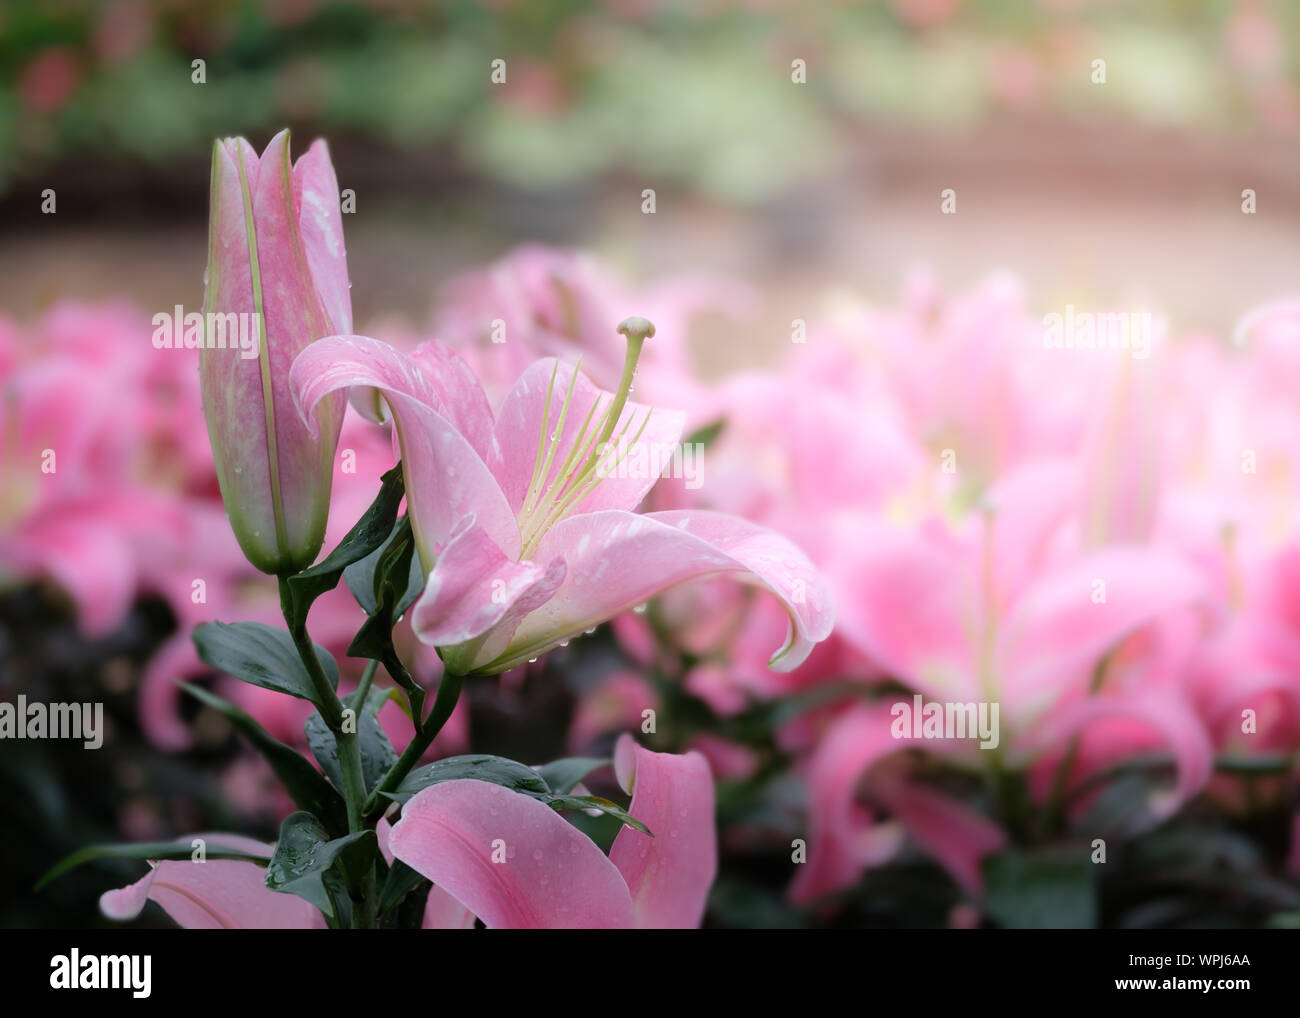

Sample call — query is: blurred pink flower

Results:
[431,244,754,418]
[790,702,1005,905]
[18,48,80,113]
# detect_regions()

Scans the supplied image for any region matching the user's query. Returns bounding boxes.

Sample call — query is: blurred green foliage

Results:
[0,0,1297,204]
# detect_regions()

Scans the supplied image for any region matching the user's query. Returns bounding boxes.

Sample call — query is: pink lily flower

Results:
[290,318,832,676]
[388,735,716,928]
[201,130,350,574]
[790,702,1007,906]
[829,496,1214,804]
[99,834,325,929]
[431,243,755,415]
[790,466,1216,903]
[1187,544,1300,813]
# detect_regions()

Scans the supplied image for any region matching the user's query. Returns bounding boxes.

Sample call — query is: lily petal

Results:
[408,341,501,469]
[99,834,324,929]
[375,817,475,929]
[292,138,351,335]
[409,513,565,649]
[789,704,908,905]
[1032,687,1214,821]
[389,779,637,929]
[871,773,1006,897]
[291,335,519,563]
[492,509,832,675]
[494,357,685,516]
[1000,545,1209,706]
[826,519,974,700]
[608,734,717,928]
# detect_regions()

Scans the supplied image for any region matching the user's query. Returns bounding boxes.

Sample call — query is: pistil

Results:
[516,317,656,559]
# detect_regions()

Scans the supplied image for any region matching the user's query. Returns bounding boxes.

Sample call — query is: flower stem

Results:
[278,576,367,835]
[363,670,464,819]
[354,658,379,709]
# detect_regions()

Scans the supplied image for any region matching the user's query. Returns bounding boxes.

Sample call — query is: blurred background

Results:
[5,0,1300,930]
[4,0,1300,355]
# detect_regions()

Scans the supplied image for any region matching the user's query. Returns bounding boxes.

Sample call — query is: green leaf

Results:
[347,516,424,664]
[180,682,347,834]
[546,794,650,835]
[304,707,399,797]
[344,515,424,619]
[376,860,429,917]
[193,621,338,708]
[536,757,608,795]
[982,848,1098,929]
[264,813,376,922]
[284,464,405,630]
[683,417,727,449]
[37,839,269,892]
[380,755,649,835]
[381,754,551,804]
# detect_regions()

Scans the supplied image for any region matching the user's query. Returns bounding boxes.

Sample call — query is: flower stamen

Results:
[516,317,655,559]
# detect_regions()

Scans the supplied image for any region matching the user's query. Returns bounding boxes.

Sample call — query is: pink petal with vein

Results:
[609,734,717,928]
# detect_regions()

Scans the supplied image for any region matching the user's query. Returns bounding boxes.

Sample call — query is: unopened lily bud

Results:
[201,130,349,573]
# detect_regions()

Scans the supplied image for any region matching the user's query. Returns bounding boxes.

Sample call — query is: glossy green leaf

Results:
[376,860,429,917]
[284,464,405,630]
[304,708,398,797]
[193,621,338,707]
[264,812,376,922]
[536,757,608,795]
[381,754,550,804]
[546,794,650,835]
[347,516,424,664]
